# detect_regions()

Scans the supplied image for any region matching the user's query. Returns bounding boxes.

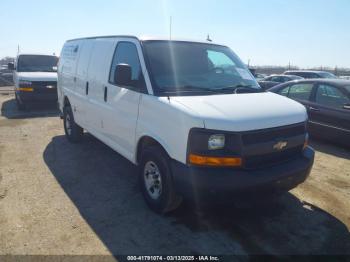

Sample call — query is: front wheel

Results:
[139,146,182,213]
[63,105,83,143]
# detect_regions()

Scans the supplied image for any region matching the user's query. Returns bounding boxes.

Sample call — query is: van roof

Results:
[66,35,225,46]
[17,53,58,57]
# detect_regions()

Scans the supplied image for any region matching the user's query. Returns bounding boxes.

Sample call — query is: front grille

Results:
[240,123,306,169]
[242,123,305,145]
[32,81,57,87]
[244,146,303,169]
[32,81,57,93]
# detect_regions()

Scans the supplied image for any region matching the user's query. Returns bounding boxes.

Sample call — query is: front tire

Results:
[139,145,182,213]
[63,105,83,143]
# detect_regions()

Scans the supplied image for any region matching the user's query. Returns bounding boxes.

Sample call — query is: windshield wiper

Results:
[159,84,261,95]
[159,85,218,93]
[215,84,262,93]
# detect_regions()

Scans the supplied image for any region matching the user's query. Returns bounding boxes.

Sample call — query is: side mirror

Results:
[343,103,350,110]
[114,63,132,86]
[8,62,15,70]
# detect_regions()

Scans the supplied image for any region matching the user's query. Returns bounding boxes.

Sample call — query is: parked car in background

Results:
[57,35,314,213]
[258,74,303,89]
[254,73,267,81]
[0,65,14,87]
[339,76,350,80]
[268,79,350,146]
[8,54,58,110]
[284,70,337,79]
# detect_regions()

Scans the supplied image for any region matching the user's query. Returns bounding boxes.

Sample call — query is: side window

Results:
[281,76,291,82]
[296,73,306,78]
[270,76,281,82]
[316,84,350,109]
[288,83,313,101]
[307,73,318,79]
[278,86,290,97]
[109,42,145,90]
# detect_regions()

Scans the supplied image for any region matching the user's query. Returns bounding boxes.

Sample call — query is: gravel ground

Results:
[0,93,349,258]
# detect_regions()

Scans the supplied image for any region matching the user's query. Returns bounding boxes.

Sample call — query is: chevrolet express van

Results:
[9,54,58,110]
[57,36,314,213]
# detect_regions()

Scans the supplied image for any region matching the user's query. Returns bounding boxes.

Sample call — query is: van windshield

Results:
[142,41,260,96]
[17,55,58,73]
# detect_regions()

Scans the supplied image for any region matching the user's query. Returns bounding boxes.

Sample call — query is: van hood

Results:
[171,92,307,132]
[17,72,57,82]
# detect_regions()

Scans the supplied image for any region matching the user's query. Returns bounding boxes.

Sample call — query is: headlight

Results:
[187,129,241,167]
[208,134,225,150]
[19,80,32,86]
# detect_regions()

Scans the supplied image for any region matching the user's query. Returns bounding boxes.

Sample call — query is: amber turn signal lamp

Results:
[18,87,34,92]
[189,154,242,167]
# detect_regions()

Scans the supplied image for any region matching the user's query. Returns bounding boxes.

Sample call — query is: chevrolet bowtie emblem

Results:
[273,141,288,151]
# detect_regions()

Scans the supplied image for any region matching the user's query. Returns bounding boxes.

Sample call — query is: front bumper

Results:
[171,146,314,200]
[17,90,58,103]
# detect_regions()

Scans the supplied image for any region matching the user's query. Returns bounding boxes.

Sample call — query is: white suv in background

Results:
[57,36,314,213]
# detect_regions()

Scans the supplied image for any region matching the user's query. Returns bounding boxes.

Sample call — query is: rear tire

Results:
[63,105,83,143]
[139,145,182,214]
[15,94,25,111]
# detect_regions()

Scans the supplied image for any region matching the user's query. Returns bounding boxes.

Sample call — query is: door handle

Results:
[309,106,320,112]
[86,82,89,95]
[104,86,107,102]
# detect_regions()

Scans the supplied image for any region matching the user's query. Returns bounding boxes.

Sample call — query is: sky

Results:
[1,0,350,68]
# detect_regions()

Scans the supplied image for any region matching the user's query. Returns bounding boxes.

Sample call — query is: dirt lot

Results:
[0,92,349,258]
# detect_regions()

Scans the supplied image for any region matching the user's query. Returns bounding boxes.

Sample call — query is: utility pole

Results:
[17,45,20,55]
[247,59,250,68]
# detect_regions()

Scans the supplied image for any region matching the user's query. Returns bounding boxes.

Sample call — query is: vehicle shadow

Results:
[0,98,59,119]
[310,138,350,160]
[43,134,350,256]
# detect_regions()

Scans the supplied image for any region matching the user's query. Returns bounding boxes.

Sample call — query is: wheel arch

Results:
[135,135,172,165]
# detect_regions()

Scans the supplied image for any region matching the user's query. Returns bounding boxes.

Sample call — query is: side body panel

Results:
[57,41,80,117]
[136,96,205,164]
[85,38,116,134]
[74,40,94,126]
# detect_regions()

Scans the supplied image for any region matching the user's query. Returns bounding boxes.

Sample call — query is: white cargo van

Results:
[9,54,58,110]
[57,36,314,213]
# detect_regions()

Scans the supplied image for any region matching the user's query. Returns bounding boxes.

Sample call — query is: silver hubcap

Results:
[144,161,162,200]
[65,114,72,135]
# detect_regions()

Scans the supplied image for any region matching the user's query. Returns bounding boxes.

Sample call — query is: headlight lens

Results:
[208,134,225,150]
[19,80,32,86]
